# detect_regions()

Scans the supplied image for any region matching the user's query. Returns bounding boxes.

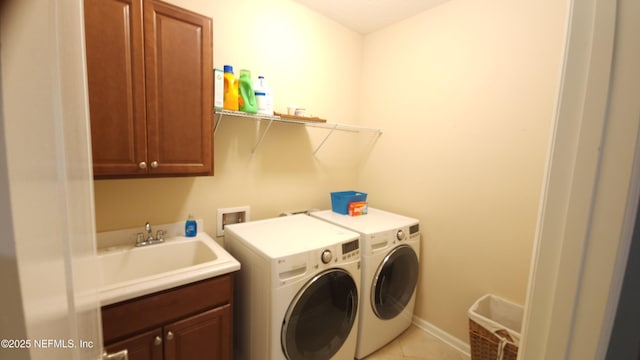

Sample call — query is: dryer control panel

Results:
[397,224,420,243]
[397,224,420,242]
[364,223,420,256]
[409,224,420,240]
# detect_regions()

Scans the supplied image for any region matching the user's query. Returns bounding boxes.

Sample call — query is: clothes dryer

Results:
[311,208,420,359]
[224,214,361,360]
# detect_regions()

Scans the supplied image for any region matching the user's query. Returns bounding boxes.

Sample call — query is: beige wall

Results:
[94,0,365,235]
[93,0,568,345]
[357,0,567,341]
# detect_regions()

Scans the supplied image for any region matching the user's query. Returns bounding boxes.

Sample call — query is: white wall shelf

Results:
[213,109,383,156]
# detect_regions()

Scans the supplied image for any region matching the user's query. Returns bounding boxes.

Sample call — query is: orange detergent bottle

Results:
[223,65,239,111]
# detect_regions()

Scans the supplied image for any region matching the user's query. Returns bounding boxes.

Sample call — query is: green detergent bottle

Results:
[238,69,258,114]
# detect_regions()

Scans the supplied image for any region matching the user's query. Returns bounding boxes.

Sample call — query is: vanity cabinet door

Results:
[164,305,232,360]
[105,328,163,360]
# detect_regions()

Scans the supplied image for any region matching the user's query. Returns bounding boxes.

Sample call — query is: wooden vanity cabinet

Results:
[105,328,163,360]
[163,306,232,359]
[84,0,213,178]
[102,274,233,360]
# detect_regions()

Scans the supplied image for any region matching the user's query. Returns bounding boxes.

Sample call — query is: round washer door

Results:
[371,245,419,320]
[282,268,358,360]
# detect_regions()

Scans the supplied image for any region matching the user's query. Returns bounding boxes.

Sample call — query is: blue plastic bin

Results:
[331,191,368,215]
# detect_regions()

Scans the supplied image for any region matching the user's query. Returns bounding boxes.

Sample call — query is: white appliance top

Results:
[311,208,418,234]
[224,214,359,259]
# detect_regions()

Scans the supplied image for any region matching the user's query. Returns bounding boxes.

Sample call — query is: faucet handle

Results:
[136,232,145,245]
[156,230,166,241]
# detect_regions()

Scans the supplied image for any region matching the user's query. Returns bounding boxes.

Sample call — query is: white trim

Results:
[593,2,640,356]
[412,316,471,358]
[520,0,640,358]
[597,113,640,358]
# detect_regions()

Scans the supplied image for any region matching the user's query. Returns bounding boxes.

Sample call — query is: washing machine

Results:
[311,208,420,359]
[224,214,361,360]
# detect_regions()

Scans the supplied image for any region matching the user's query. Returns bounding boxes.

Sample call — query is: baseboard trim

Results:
[412,316,471,357]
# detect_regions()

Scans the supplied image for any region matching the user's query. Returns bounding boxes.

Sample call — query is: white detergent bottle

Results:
[254,76,274,116]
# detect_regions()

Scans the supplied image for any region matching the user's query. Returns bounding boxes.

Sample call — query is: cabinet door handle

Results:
[102,349,128,360]
[138,161,147,169]
[154,336,162,346]
[166,331,174,340]
[151,161,159,168]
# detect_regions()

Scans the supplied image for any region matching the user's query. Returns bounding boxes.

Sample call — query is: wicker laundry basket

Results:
[468,294,523,360]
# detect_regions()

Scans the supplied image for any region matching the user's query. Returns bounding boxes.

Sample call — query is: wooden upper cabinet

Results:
[85,0,147,176]
[84,0,213,178]
[143,0,213,176]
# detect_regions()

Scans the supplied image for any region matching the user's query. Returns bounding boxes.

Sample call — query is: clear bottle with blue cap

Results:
[254,75,273,116]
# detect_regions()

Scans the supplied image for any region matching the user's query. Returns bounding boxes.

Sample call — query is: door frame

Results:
[519,0,640,358]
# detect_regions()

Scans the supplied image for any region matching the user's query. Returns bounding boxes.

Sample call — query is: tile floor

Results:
[363,325,470,360]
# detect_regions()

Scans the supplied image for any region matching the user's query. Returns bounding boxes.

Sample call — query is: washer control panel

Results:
[342,239,359,254]
[340,239,360,262]
[275,238,359,285]
[314,238,360,268]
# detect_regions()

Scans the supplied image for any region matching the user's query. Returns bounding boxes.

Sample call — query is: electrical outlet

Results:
[217,206,250,236]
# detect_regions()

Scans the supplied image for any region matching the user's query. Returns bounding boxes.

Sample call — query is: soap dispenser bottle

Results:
[185,214,197,237]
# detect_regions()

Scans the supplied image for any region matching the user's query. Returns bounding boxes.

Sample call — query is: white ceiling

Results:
[294,0,451,34]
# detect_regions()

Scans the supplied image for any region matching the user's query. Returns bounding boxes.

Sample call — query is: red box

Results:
[348,201,368,216]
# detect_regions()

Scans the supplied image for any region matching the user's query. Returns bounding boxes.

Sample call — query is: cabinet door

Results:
[164,305,232,360]
[143,0,213,176]
[85,0,148,177]
[105,328,163,360]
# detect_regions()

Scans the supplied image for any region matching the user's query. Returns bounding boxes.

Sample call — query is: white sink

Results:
[97,225,240,306]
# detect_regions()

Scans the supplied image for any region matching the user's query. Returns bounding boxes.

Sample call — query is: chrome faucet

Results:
[136,222,166,247]
[145,222,153,241]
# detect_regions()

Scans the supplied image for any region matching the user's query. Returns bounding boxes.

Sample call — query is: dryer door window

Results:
[282,268,358,360]
[372,245,418,319]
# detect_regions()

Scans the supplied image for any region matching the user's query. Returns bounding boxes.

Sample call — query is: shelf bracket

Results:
[214,112,223,136]
[312,124,339,156]
[251,118,275,158]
